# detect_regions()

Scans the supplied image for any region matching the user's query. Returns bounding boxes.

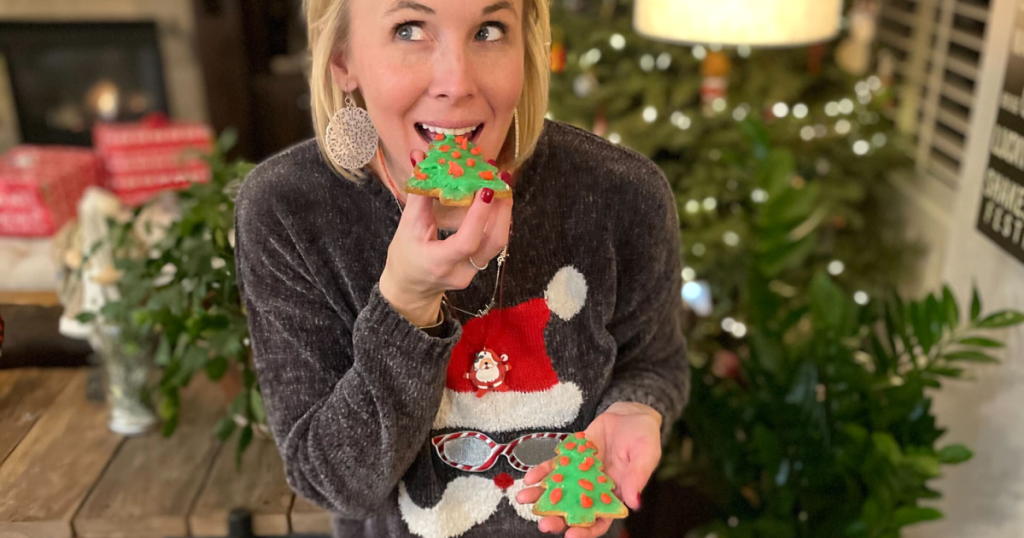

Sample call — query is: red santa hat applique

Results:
[432,266,588,432]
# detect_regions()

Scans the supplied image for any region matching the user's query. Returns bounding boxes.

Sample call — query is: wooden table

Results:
[0,368,333,538]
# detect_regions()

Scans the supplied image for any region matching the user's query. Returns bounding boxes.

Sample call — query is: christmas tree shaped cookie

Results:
[405,133,512,206]
[532,432,629,527]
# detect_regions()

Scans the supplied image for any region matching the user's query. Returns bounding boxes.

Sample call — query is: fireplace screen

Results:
[0,22,169,146]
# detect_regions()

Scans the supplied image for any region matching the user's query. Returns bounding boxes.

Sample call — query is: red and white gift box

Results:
[93,114,214,205]
[0,146,103,237]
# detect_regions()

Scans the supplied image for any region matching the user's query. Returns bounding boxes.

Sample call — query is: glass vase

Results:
[92,325,159,436]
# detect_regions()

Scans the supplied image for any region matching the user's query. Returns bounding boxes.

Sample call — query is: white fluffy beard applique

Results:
[397,475,541,538]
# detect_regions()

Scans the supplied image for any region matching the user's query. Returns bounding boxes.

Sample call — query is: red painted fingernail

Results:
[410,155,417,166]
[500,170,511,183]
[481,188,494,204]
[487,158,498,166]
[636,493,642,508]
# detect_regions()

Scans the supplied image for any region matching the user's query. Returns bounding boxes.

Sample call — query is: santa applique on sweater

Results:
[465,349,511,397]
[398,266,589,538]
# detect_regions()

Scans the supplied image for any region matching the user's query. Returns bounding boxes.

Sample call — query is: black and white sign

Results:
[976,0,1024,266]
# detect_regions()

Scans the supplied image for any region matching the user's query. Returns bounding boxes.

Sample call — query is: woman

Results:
[233,0,689,536]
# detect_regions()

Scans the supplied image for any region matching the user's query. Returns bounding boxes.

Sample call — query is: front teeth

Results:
[420,123,479,136]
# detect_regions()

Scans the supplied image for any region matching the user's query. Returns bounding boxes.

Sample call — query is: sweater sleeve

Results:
[596,162,690,443]
[234,173,462,518]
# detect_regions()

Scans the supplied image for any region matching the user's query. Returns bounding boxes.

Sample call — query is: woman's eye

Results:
[396,23,425,41]
[475,24,506,42]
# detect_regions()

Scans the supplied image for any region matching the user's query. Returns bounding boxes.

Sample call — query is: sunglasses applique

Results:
[432,431,570,472]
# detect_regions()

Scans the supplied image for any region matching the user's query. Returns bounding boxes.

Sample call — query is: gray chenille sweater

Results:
[233,120,690,538]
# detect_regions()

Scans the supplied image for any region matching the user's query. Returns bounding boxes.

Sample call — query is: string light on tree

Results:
[657,52,672,70]
[828,260,845,275]
[609,33,626,50]
[608,132,621,144]
[853,140,870,155]
[723,231,740,246]
[793,103,809,119]
[751,188,768,203]
[703,196,718,211]
[579,48,602,68]
[772,102,790,118]
[682,267,696,281]
[868,75,882,91]
[838,98,855,114]
[854,291,870,305]
[801,126,815,141]
[712,98,727,112]
[640,54,655,71]
[721,317,735,332]
[734,107,749,122]
[814,124,828,138]
[692,45,707,60]
[737,45,751,58]
[643,106,658,123]
[686,199,701,213]
[835,119,851,135]
[692,243,706,256]
[872,132,887,147]
[731,322,747,338]
[825,102,840,117]
[671,111,692,130]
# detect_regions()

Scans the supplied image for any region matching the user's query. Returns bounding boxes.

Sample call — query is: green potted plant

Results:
[80,130,261,465]
[657,121,1024,537]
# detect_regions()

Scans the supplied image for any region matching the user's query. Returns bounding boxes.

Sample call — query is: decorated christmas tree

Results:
[532,432,628,527]
[406,133,512,206]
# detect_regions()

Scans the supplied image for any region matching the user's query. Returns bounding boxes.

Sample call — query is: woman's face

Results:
[335,0,525,193]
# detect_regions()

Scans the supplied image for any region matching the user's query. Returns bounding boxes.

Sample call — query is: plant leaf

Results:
[893,507,943,527]
[942,286,959,328]
[957,337,1004,348]
[943,350,999,363]
[937,444,973,464]
[977,310,1024,329]
[214,416,237,441]
[236,424,253,469]
[971,284,982,321]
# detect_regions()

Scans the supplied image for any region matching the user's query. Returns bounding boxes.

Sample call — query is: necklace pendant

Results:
[464,348,511,398]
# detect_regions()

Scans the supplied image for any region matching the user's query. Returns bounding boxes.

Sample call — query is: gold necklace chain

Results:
[376,148,509,320]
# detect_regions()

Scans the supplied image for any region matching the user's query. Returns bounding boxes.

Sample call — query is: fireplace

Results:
[0,21,170,146]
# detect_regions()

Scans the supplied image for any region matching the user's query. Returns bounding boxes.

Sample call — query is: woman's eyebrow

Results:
[385,0,435,15]
[482,1,515,16]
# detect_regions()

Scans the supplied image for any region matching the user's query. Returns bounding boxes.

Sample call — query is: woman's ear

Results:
[329,49,357,92]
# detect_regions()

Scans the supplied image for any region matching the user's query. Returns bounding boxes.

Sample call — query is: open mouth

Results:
[415,122,484,145]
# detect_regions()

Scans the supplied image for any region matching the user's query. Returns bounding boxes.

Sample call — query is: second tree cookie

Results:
[531,432,629,527]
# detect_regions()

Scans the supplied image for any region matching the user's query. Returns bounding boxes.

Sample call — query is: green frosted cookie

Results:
[405,133,512,206]
[531,431,629,527]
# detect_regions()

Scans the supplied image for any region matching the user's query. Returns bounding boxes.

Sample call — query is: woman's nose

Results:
[430,44,477,104]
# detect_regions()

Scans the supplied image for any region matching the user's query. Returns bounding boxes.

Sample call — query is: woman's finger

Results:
[539,516,566,534]
[441,189,495,261]
[524,460,554,486]
[410,149,426,167]
[399,193,438,239]
[616,442,660,511]
[515,486,544,504]
[476,196,512,259]
[565,518,612,538]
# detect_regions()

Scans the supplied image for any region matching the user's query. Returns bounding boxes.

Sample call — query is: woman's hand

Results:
[515,402,663,537]
[378,151,513,327]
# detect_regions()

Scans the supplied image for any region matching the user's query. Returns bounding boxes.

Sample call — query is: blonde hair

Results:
[305,0,551,182]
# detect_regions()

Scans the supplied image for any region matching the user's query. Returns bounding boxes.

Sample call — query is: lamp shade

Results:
[633,0,844,47]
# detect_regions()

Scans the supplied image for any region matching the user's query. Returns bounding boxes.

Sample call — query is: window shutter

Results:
[879,0,992,187]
